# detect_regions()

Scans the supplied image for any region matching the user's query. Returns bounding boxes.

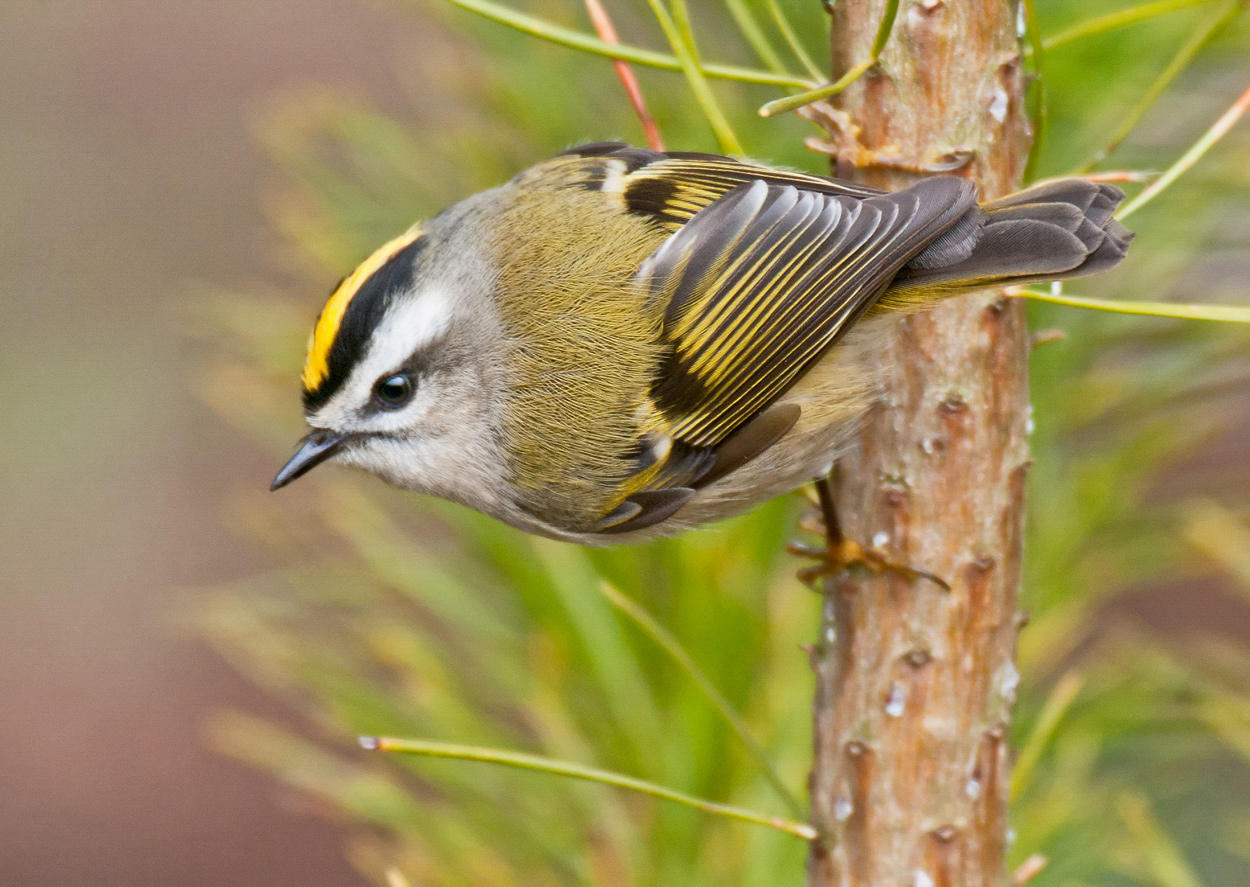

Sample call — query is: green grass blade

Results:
[1013,288,1250,324]
[531,542,665,771]
[1196,693,1250,763]
[1117,792,1206,887]
[365,735,818,840]
[1181,500,1250,594]
[1118,80,1250,220]
[599,582,804,819]
[439,0,811,87]
[1042,0,1214,50]
[1011,671,1084,800]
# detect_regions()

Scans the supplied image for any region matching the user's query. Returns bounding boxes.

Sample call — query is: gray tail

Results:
[889,178,1133,296]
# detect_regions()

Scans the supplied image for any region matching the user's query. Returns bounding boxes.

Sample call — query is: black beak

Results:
[270,429,347,491]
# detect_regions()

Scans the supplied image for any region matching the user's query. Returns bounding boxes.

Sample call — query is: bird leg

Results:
[787,474,950,591]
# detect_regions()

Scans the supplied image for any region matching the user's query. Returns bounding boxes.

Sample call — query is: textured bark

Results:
[804,1,1032,885]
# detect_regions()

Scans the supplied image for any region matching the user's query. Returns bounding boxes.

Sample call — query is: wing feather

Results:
[634,176,973,466]
[544,144,979,534]
[637,179,976,448]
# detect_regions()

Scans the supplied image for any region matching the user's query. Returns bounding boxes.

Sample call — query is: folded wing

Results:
[593,172,978,534]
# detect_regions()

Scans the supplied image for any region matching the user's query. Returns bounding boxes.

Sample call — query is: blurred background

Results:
[1,1,421,883]
[3,0,1249,885]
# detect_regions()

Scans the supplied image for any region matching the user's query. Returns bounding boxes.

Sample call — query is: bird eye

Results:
[373,373,414,409]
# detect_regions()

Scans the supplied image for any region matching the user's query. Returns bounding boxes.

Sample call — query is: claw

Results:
[789,536,951,591]
[791,476,951,591]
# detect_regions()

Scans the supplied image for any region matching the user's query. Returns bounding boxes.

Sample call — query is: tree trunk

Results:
[804,2,1032,885]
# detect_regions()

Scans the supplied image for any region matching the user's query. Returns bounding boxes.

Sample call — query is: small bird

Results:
[271,142,1131,544]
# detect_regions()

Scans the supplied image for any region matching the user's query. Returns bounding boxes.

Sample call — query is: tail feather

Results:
[888,178,1133,296]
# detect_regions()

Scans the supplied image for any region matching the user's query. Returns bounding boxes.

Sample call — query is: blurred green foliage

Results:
[192,0,1250,883]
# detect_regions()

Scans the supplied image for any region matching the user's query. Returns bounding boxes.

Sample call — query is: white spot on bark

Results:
[885,682,907,717]
[834,796,853,821]
[998,661,1020,704]
[872,531,890,548]
[989,87,1009,123]
[965,778,982,800]
[914,870,935,887]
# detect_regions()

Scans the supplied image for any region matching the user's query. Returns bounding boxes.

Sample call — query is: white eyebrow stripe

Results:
[367,287,453,374]
[307,287,454,428]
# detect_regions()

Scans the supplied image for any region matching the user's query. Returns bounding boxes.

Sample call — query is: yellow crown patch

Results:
[302,229,424,394]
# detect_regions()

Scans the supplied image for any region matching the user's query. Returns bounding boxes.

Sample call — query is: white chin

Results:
[339,437,429,492]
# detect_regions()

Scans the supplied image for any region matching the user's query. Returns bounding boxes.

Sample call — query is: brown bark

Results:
[804,2,1032,885]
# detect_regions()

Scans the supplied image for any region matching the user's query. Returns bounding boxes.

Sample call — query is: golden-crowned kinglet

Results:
[271,142,1132,543]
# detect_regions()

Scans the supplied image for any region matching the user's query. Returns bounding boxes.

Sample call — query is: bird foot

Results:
[793,476,950,591]
[787,535,950,591]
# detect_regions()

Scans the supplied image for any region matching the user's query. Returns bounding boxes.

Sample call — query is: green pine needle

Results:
[1079,0,1242,172]
[1117,80,1250,220]
[440,0,812,88]
[1013,288,1250,324]
[598,582,804,819]
[1042,0,1216,50]
[363,735,819,840]
[1012,671,1085,800]
[646,0,744,154]
[757,0,898,117]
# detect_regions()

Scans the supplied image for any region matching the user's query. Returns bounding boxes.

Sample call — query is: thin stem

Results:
[1042,0,1214,50]
[759,57,872,117]
[1117,80,1250,220]
[1009,287,1250,324]
[725,0,789,75]
[757,0,898,117]
[1079,0,1240,172]
[598,583,804,819]
[584,0,664,150]
[764,0,825,82]
[363,735,818,840]
[648,0,744,153]
[440,0,813,88]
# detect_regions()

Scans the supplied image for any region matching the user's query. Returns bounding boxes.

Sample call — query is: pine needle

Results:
[1010,286,1250,324]
[1117,80,1250,220]
[362,735,818,839]
[439,0,812,88]
[758,0,898,117]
